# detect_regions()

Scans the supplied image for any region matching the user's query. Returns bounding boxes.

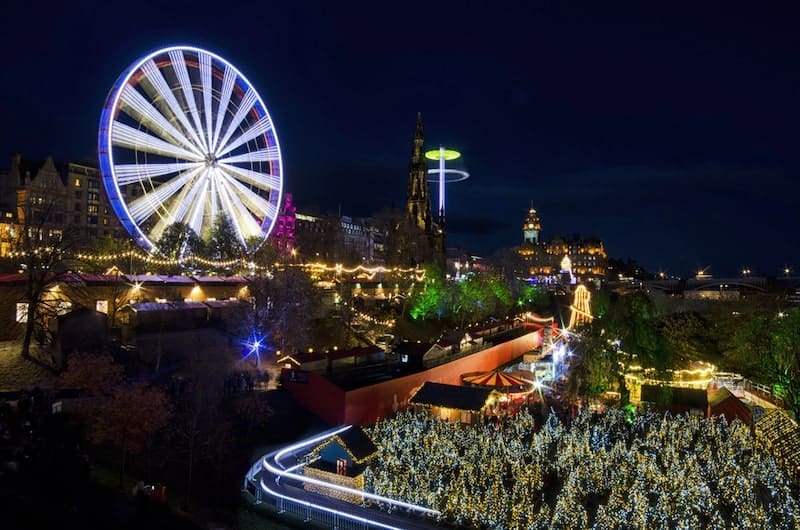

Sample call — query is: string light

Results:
[14,249,428,279]
[362,408,800,528]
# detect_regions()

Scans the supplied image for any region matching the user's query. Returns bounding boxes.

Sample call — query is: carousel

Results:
[461,370,534,395]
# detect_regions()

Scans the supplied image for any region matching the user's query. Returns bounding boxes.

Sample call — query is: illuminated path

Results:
[245,425,442,529]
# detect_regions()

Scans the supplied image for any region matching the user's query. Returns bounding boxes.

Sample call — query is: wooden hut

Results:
[303,426,378,504]
[409,381,499,424]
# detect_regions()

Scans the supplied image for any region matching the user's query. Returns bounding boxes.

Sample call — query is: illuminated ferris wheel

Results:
[98,45,284,253]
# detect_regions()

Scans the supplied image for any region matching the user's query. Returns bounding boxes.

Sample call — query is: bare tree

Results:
[10,200,82,359]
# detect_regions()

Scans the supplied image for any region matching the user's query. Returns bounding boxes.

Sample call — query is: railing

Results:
[744,379,785,408]
[243,474,408,530]
[244,426,440,530]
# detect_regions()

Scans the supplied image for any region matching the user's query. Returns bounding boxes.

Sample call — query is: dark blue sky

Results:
[2,1,798,277]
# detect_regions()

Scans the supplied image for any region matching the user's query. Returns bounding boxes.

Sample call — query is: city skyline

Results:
[2,2,798,277]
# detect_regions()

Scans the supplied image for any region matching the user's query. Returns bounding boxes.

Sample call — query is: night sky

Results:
[2,1,798,277]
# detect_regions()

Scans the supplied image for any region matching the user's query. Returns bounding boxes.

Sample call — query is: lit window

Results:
[96,300,108,314]
[74,178,81,187]
[16,303,28,323]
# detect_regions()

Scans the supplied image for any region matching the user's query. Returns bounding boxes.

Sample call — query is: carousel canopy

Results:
[462,371,532,391]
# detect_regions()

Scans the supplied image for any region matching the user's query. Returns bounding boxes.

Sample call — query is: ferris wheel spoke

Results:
[148,172,207,244]
[218,162,281,191]
[199,51,215,154]
[216,177,260,244]
[127,168,202,224]
[113,162,202,186]
[217,168,277,221]
[140,59,206,152]
[118,85,204,159]
[217,146,281,165]
[112,122,203,161]
[164,169,210,226]
[215,115,274,158]
[215,88,258,155]
[169,50,208,152]
[186,175,211,237]
[211,65,236,152]
[209,168,220,222]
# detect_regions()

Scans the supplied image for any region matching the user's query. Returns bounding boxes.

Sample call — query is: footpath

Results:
[0,340,57,393]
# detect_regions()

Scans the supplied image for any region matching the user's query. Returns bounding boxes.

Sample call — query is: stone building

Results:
[0,154,135,253]
[516,206,608,283]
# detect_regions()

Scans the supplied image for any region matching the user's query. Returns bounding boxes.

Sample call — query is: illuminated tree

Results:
[409,263,446,320]
[769,308,800,418]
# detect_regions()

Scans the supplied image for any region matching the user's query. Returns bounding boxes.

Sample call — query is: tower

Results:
[406,113,432,233]
[523,206,541,244]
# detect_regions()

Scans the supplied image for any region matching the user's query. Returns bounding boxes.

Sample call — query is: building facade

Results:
[0,154,135,255]
[517,206,608,282]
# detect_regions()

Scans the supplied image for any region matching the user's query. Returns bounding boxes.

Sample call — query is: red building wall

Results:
[282,331,541,427]
[280,369,347,425]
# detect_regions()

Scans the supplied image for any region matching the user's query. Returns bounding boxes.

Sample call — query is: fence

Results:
[744,379,785,408]
[243,461,414,530]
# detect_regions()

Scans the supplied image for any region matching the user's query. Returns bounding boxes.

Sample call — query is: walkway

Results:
[0,340,57,392]
[248,426,444,530]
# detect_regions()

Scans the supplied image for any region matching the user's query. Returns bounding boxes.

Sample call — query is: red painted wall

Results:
[283,331,541,427]
[280,369,347,425]
[344,332,540,425]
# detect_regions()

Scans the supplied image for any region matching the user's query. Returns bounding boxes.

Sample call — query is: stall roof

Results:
[410,381,495,411]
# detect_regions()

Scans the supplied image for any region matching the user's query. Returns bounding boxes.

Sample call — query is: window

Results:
[73,215,81,224]
[74,203,81,212]
[96,300,108,314]
[88,192,99,202]
[74,191,82,199]
[74,178,81,187]
[16,303,28,323]
[88,204,99,214]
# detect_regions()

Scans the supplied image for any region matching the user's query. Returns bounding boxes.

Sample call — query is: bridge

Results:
[609,276,773,293]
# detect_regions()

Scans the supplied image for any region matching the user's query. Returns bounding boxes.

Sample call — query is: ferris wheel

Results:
[98,45,284,254]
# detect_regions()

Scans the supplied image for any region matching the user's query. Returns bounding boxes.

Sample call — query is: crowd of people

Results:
[363,408,799,529]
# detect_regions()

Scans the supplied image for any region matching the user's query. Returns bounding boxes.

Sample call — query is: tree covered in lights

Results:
[767,308,800,418]
[409,262,446,320]
[364,408,800,529]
